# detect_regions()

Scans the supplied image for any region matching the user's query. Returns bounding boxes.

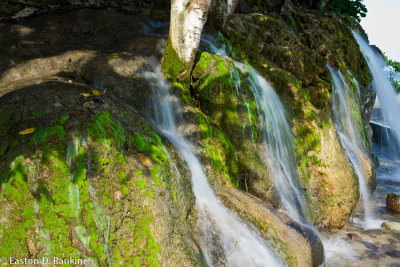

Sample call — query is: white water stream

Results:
[203,35,307,224]
[328,65,382,229]
[142,57,283,266]
[353,30,400,162]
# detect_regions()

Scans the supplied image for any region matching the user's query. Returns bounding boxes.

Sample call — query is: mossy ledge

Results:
[0,85,199,266]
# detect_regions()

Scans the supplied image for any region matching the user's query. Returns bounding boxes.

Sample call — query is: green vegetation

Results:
[133,132,168,163]
[0,110,169,266]
[386,57,400,92]
[198,114,239,187]
[328,0,367,22]
[162,38,189,89]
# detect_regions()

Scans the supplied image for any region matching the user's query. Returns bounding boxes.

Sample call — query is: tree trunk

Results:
[169,0,212,71]
[163,0,239,86]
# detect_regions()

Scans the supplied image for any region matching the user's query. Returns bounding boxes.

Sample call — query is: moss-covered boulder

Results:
[0,78,200,266]
[190,52,325,266]
[192,52,277,204]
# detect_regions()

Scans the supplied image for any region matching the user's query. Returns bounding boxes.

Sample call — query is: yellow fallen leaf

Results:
[92,89,103,96]
[81,93,92,97]
[19,128,36,135]
[138,153,151,168]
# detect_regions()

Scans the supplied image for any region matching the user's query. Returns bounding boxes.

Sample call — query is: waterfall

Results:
[141,57,283,266]
[202,35,307,223]
[243,65,307,223]
[353,30,400,160]
[327,65,378,228]
[201,37,327,265]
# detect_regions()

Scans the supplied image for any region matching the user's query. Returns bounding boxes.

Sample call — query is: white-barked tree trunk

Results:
[170,0,213,70]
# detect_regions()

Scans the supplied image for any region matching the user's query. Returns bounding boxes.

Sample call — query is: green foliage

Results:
[385,57,400,92]
[58,114,69,125]
[328,0,367,22]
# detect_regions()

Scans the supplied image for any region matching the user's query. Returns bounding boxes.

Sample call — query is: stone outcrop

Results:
[0,7,327,266]
[202,3,375,228]
[0,1,378,266]
[387,193,400,216]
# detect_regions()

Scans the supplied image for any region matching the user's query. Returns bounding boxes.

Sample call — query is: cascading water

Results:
[242,65,307,223]
[353,30,400,160]
[141,57,283,266]
[327,65,379,228]
[202,35,307,224]
[202,36,326,265]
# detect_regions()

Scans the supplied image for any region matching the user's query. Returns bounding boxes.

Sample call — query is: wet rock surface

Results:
[0,8,199,266]
[382,222,400,232]
[323,224,400,266]
[0,0,170,21]
[324,143,400,266]
[0,7,321,266]
[0,3,398,267]
[221,4,375,228]
[387,193,400,216]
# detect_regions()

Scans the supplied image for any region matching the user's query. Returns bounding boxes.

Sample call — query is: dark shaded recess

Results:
[0,0,171,19]
[0,8,168,88]
[237,0,327,14]
[0,7,217,199]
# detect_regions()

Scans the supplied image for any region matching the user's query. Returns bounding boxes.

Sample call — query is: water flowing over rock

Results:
[353,30,400,163]
[3,2,400,266]
[197,34,324,266]
[328,65,378,229]
[143,57,284,266]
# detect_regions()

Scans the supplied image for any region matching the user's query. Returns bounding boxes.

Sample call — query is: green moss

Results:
[343,70,371,150]
[0,105,22,136]
[29,125,66,146]
[31,111,43,118]
[215,31,250,64]
[0,106,168,264]
[198,114,239,187]
[58,114,69,125]
[133,132,167,163]
[109,176,160,266]
[10,139,19,148]
[89,111,125,149]
[248,214,296,265]
[0,156,35,257]
[162,38,189,89]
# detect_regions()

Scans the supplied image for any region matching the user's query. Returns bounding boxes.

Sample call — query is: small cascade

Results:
[242,64,307,223]
[327,65,381,228]
[353,30,400,160]
[201,36,328,265]
[202,35,307,224]
[142,57,283,266]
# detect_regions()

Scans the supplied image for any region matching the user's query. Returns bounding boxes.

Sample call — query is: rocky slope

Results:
[0,1,376,266]
[195,1,376,229]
